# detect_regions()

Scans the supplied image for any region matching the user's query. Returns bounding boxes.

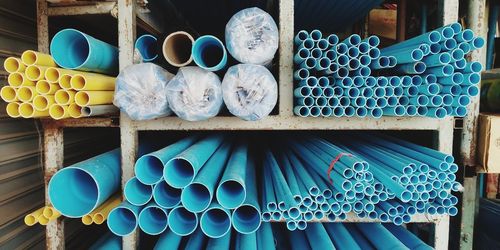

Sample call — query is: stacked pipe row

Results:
[117,7,279,121]
[24,206,61,226]
[293,23,485,118]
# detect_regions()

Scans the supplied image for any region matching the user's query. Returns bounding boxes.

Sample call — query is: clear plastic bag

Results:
[113,63,174,120]
[166,66,223,121]
[225,7,279,65]
[222,64,277,121]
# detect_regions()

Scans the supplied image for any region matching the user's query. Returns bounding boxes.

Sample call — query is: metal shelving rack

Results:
[35,0,466,249]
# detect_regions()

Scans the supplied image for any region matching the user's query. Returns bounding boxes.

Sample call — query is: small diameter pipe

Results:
[4,57,26,73]
[8,73,34,87]
[50,29,118,74]
[75,91,114,106]
[19,102,49,118]
[216,143,248,209]
[48,149,120,217]
[44,67,83,84]
[25,65,48,81]
[81,105,119,117]
[164,134,225,188]
[124,177,153,206]
[192,35,227,71]
[232,159,261,234]
[181,141,232,213]
[24,207,44,226]
[1,86,18,102]
[42,206,61,220]
[152,180,181,209]
[355,223,408,249]
[200,202,231,238]
[6,102,21,118]
[107,200,142,236]
[162,31,194,67]
[33,95,55,111]
[138,201,168,235]
[168,206,198,236]
[67,104,82,118]
[21,50,57,67]
[49,104,70,120]
[135,34,158,62]
[70,73,116,91]
[54,89,76,105]
[87,193,121,225]
[36,80,60,95]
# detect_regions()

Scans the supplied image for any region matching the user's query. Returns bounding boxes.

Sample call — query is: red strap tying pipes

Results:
[327,153,353,185]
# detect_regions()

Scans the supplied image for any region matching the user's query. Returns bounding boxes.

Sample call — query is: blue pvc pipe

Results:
[394,62,426,74]
[294,30,309,45]
[168,206,198,236]
[200,201,231,238]
[232,158,261,234]
[135,34,158,62]
[206,230,231,250]
[185,228,207,249]
[356,223,408,249]
[138,201,168,235]
[325,223,361,250]
[216,143,248,209]
[48,149,120,217]
[235,232,257,250]
[154,229,183,249]
[124,177,153,206]
[304,223,336,249]
[107,201,142,236]
[152,180,181,208]
[89,232,121,250]
[192,35,227,71]
[50,29,118,75]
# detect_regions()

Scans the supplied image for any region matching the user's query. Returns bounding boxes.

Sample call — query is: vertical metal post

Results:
[118,0,138,249]
[37,0,49,54]
[278,0,294,117]
[460,176,478,249]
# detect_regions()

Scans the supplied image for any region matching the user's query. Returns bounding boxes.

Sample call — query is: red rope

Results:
[327,153,353,184]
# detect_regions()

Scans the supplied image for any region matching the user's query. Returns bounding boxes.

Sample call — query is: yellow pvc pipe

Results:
[81,214,94,226]
[24,207,45,226]
[42,206,61,220]
[1,86,18,102]
[21,50,57,67]
[92,193,121,225]
[3,57,26,73]
[54,89,76,105]
[45,68,86,84]
[68,103,82,118]
[19,102,49,118]
[38,215,50,226]
[6,102,21,118]
[8,73,35,87]
[36,80,60,95]
[75,91,114,106]
[59,74,73,90]
[33,95,55,111]
[17,86,37,102]
[70,73,115,91]
[49,104,70,120]
[25,65,48,81]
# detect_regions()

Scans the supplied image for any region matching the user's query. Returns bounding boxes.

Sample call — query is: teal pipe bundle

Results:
[293,23,485,118]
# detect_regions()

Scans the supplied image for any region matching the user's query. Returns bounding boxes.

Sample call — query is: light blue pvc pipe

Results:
[107,201,142,236]
[426,65,454,77]
[470,37,485,50]
[164,134,225,188]
[462,62,482,73]
[265,151,298,212]
[422,52,451,67]
[310,29,322,41]
[192,35,227,71]
[48,148,120,217]
[380,30,440,52]
[235,232,257,250]
[135,34,158,62]
[184,228,207,249]
[152,180,181,208]
[138,201,168,235]
[342,34,362,47]
[200,201,231,238]
[462,73,481,85]
[278,153,301,202]
[257,222,275,250]
[89,232,121,250]
[304,223,336,249]
[294,68,309,81]
[289,230,312,250]
[453,59,467,70]
[207,230,231,250]
[153,229,183,250]
[294,30,309,45]
[124,177,153,206]
[287,152,320,196]
[168,206,198,236]
[181,141,232,213]
[50,29,118,74]
[294,48,310,64]
[356,223,409,249]
[232,158,261,234]
[394,62,426,74]
[325,223,361,250]
[383,49,424,64]
[216,143,248,209]
[358,42,370,54]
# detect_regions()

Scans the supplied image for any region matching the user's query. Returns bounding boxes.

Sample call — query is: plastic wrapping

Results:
[225,7,279,65]
[114,63,174,120]
[166,66,223,121]
[222,64,277,121]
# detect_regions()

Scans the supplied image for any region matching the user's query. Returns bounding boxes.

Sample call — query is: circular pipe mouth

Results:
[36,80,52,94]
[348,34,361,46]
[135,34,158,62]
[1,86,17,102]
[108,206,138,236]
[461,29,474,42]
[6,102,20,118]
[164,157,195,188]
[296,30,308,41]
[467,73,480,84]
[124,178,152,206]
[50,29,91,69]
[441,27,454,39]
[428,31,441,43]
[26,65,43,81]
[49,104,68,120]
[317,39,329,50]
[411,49,424,61]
[135,155,164,185]
[216,179,246,209]
[21,50,39,65]
[470,62,482,72]
[17,86,35,102]
[311,48,322,59]
[7,72,27,87]
[181,183,211,213]
[336,43,348,54]
[33,95,51,111]
[327,34,339,45]
[168,206,198,236]
[472,37,485,49]
[153,181,181,209]
[310,30,322,41]
[232,204,261,234]
[4,57,24,73]
[452,49,464,61]
[138,206,168,235]
[55,90,74,105]
[192,35,227,71]
[67,104,81,118]
[70,75,86,90]
[200,206,231,238]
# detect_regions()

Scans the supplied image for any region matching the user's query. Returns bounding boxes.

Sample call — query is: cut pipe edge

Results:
[232,204,262,234]
[138,203,168,235]
[8,72,35,87]
[54,89,76,105]
[68,103,82,118]
[135,34,159,62]
[17,86,37,102]
[70,73,116,91]
[200,204,231,238]
[49,104,70,120]
[163,31,194,67]
[42,206,61,220]
[59,74,73,89]
[36,80,60,95]
[4,57,26,73]
[21,50,57,67]
[19,102,49,118]
[25,65,48,81]
[24,207,45,226]
[192,35,227,71]
[107,201,140,236]
[6,102,21,118]
[75,91,114,106]
[168,206,198,236]
[33,95,55,111]
[1,86,18,102]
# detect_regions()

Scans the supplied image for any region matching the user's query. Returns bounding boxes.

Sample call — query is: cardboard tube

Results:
[25,65,48,81]
[6,102,21,118]
[70,73,115,91]
[4,57,26,73]
[162,31,194,67]
[43,206,61,220]
[1,86,18,102]
[8,73,35,87]
[36,80,60,95]
[68,103,82,118]
[33,95,55,111]
[75,91,114,106]
[21,50,57,67]
[24,207,45,226]
[19,102,49,118]
[17,86,37,102]
[92,193,122,224]
[49,104,70,120]
[54,89,76,105]
[81,105,119,117]
[59,74,73,89]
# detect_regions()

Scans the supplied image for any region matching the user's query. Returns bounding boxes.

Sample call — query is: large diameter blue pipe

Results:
[124,177,153,206]
[304,223,336,249]
[181,141,232,213]
[288,230,311,250]
[89,232,121,250]
[50,29,118,75]
[200,201,231,238]
[325,223,361,250]
[154,229,183,250]
[135,34,158,62]
[107,201,142,236]
[383,224,433,250]
[168,206,198,236]
[257,222,276,250]
[135,135,199,185]
[48,148,120,217]
[235,231,257,250]
[192,35,227,71]
[486,2,500,69]
[152,180,181,208]
[232,158,261,234]
[164,134,225,188]
[138,201,168,235]
[216,143,248,209]
[206,230,231,250]
[355,223,408,249]
[185,228,208,249]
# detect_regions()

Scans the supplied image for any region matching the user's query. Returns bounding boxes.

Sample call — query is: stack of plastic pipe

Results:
[1,50,118,119]
[293,23,484,118]
[24,206,61,226]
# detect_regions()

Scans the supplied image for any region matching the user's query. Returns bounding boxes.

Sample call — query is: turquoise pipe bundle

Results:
[293,23,485,118]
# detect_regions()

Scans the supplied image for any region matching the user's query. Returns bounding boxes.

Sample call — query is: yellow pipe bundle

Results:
[24,206,61,226]
[2,50,119,119]
[81,193,121,225]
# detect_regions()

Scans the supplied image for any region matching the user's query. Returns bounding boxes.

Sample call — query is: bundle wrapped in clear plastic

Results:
[222,64,277,121]
[113,63,174,120]
[225,7,279,65]
[166,66,223,121]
